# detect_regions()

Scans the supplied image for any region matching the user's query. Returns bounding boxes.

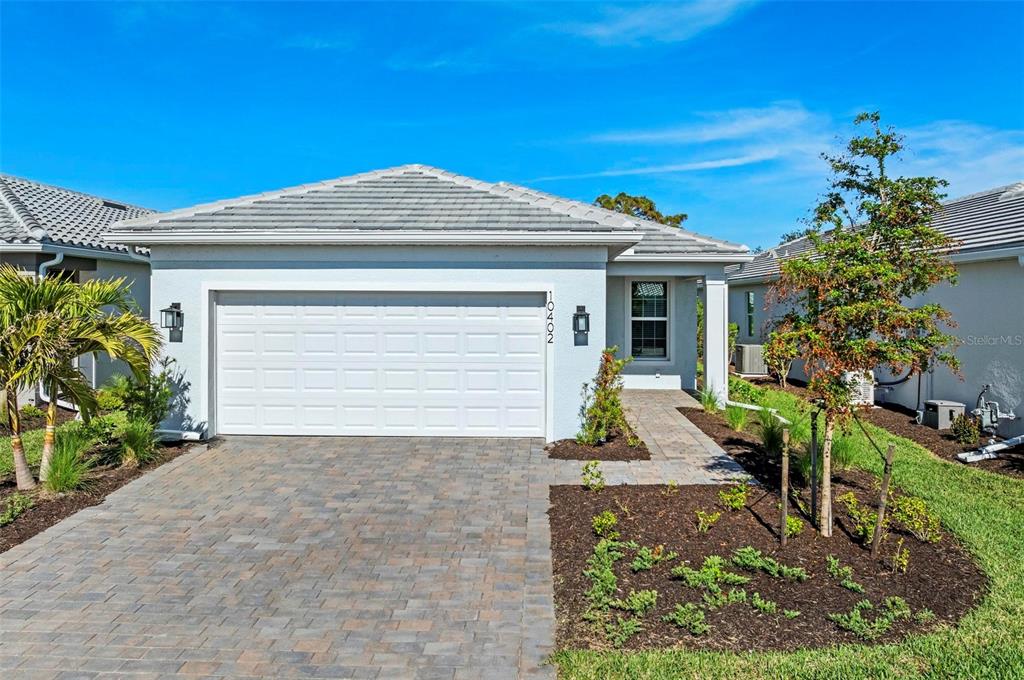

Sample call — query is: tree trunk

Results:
[819,414,835,537]
[6,388,36,491]
[870,443,897,558]
[39,381,58,483]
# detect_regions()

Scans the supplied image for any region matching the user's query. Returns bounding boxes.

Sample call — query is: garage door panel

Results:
[216,291,545,436]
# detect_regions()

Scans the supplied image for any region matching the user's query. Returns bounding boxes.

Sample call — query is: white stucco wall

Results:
[606,276,698,390]
[880,257,1024,437]
[148,244,609,441]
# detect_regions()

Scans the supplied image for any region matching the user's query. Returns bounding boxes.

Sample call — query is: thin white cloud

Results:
[530,152,776,182]
[551,0,757,47]
[591,103,815,144]
[899,121,1024,197]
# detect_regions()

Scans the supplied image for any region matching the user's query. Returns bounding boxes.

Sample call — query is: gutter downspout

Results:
[37,250,64,278]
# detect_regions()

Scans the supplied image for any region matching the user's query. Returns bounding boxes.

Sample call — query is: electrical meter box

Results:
[923,400,965,430]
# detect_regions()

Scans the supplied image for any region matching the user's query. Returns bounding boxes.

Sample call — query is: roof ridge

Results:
[0,175,48,240]
[0,173,154,214]
[941,181,1024,206]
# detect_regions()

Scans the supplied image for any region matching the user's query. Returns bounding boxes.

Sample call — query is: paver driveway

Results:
[0,437,555,680]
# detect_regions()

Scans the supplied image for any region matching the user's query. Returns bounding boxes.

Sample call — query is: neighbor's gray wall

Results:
[728,281,774,344]
[606,275,698,390]
[81,259,152,388]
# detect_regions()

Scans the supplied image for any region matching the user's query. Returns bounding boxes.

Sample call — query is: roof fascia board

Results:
[614,253,753,263]
[950,245,1024,264]
[0,242,146,263]
[101,230,644,247]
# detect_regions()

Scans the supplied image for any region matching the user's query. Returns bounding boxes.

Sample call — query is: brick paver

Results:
[0,398,738,678]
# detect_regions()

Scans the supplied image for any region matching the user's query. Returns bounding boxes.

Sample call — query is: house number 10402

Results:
[546,299,555,344]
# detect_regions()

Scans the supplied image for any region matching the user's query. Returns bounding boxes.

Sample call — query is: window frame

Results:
[625,278,672,363]
[746,291,756,338]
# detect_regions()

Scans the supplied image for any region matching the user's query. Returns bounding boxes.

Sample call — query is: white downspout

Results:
[37,250,64,278]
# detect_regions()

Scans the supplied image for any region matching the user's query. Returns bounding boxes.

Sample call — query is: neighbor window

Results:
[746,291,756,338]
[630,281,668,359]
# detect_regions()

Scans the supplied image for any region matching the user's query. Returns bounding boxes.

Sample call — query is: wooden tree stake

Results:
[871,443,897,558]
[780,429,790,547]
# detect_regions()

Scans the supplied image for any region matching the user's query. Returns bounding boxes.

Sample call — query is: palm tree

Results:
[0,265,162,486]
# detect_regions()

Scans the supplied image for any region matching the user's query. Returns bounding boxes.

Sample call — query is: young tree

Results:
[765,113,959,536]
[594,192,687,227]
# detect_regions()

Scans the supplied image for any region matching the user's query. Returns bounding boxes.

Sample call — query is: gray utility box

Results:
[734,344,768,375]
[923,400,965,430]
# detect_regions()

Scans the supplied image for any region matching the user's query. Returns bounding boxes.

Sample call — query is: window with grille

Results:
[630,281,668,358]
[746,291,755,338]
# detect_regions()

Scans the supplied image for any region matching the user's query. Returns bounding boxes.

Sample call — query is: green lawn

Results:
[0,427,48,477]
[552,382,1024,679]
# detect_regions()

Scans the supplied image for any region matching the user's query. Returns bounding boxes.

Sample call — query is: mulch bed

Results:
[860,403,1024,480]
[0,404,78,436]
[0,442,195,553]
[549,480,984,652]
[547,429,651,461]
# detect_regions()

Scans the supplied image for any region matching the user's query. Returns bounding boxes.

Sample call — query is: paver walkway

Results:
[0,395,740,679]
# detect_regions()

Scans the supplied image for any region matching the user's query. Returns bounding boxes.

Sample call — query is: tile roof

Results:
[109,165,749,258]
[728,182,1024,283]
[0,174,153,254]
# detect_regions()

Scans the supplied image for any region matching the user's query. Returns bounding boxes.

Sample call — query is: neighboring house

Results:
[106,165,751,441]
[728,183,1024,437]
[0,174,154,391]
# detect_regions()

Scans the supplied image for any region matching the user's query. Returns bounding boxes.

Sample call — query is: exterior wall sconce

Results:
[573,305,590,333]
[161,303,184,343]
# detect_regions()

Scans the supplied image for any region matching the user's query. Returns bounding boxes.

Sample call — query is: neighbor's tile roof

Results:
[728,182,1024,283]
[109,165,749,258]
[0,174,153,253]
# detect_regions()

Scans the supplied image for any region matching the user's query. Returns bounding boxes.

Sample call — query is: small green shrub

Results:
[828,597,912,641]
[120,419,159,467]
[662,603,709,636]
[694,509,721,533]
[751,592,778,614]
[783,609,801,619]
[19,403,45,419]
[890,537,910,574]
[576,347,635,446]
[728,376,765,405]
[583,538,628,612]
[785,515,804,538]
[605,615,643,648]
[44,429,93,493]
[95,388,124,413]
[731,546,808,581]
[662,480,679,496]
[0,493,33,526]
[612,589,658,616]
[703,587,747,610]
[890,495,942,543]
[699,386,721,413]
[950,413,981,447]
[631,545,677,572]
[718,480,749,511]
[106,358,176,426]
[825,554,865,593]
[724,405,749,431]
[757,409,786,458]
[837,491,887,543]
[671,555,749,590]
[591,510,618,538]
[581,460,605,492]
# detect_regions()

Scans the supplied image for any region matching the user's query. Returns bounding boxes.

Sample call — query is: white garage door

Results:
[215,291,547,437]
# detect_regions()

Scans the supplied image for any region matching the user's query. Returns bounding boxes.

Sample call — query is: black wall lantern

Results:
[161,303,184,343]
[573,305,590,346]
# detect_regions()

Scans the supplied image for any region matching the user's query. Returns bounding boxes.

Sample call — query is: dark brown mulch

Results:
[547,429,651,461]
[0,443,195,553]
[550,482,985,652]
[679,406,778,483]
[0,404,78,436]
[860,403,1024,480]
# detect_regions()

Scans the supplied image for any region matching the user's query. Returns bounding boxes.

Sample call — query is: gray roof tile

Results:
[728,182,1024,282]
[110,165,748,258]
[0,174,153,253]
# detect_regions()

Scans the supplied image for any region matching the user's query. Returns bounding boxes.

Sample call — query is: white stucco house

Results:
[727,182,1024,437]
[106,165,751,441]
[0,174,153,392]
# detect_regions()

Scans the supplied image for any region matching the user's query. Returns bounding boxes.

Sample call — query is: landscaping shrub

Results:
[631,545,677,572]
[825,555,864,593]
[724,405,749,432]
[662,603,709,636]
[731,546,808,581]
[0,492,33,526]
[119,418,159,467]
[95,388,124,414]
[828,597,912,641]
[830,434,855,471]
[836,491,886,543]
[718,480,749,511]
[671,555,749,590]
[612,589,658,616]
[698,386,721,413]
[581,460,605,492]
[43,429,93,493]
[19,403,45,419]
[750,592,778,614]
[728,376,764,405]
[576,347,636,446]
[950,413,981,447]
[784,515,804,538]
[106,357,176,426]
[694,509,721,533]
[592,510,618,538]
[756,409,786,458]
[890,494,942,543]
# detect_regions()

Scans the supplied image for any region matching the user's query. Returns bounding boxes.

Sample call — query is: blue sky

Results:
[2,1,1022,249]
